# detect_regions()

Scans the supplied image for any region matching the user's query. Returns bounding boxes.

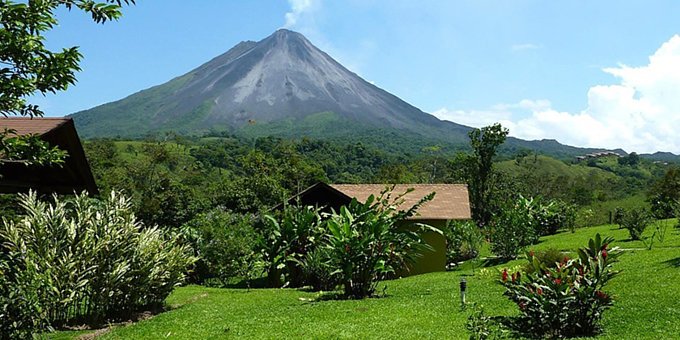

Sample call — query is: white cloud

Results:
[283,0,318,29]
[511,43,540,51]
[433,35,680,154]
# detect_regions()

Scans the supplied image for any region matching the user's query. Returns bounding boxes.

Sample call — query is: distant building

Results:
[0,117,98,195]
[283,182,472,276]
[574,151,622,162]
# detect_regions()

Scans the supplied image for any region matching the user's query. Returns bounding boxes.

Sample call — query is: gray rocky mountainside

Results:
[70,29,659,160]
[70,29,467,138]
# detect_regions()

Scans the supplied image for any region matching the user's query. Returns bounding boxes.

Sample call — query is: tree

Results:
[465,123,509,227]
[648,166,680,218]
[1,0,134,162]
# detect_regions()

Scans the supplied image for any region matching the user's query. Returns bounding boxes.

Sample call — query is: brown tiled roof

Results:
[330,184,471,220]
[0,117,69,136]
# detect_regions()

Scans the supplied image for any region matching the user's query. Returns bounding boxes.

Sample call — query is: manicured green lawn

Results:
[50,221,680,339]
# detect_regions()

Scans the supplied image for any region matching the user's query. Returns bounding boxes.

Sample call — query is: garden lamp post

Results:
[460,278,467,306]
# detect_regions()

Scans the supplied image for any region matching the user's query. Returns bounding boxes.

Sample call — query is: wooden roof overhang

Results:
[0,117,98,195]
[280,182,471,220]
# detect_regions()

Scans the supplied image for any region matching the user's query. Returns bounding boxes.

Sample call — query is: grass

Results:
[50,221,680,339]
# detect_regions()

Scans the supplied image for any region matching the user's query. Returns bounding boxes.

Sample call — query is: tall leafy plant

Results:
[324,188,437,299]
[0,191,194,337]
[260,204,323,287]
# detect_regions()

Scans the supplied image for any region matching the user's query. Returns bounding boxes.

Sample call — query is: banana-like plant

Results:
[324,188,437,299]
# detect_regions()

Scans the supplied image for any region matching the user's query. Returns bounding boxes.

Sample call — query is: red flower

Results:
[554,278,562,285]
[529,250,535,257]
[502,269,508,282]
[602,249,608,258]
[601,243,608,251]
[537,287,543,295]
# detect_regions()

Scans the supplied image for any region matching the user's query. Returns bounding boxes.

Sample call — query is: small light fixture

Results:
[460,278,467,306]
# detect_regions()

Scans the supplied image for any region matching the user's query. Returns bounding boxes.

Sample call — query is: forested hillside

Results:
[81,134,671,230]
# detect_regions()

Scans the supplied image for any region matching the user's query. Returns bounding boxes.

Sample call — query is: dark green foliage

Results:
[501,234,621,338]
[0,129,66,166]
[323,188,436,298]
[300,247,341,292]
[523,196,576,236]
[444,220,483,265]
[0,191,194,337]
[180,210,259,287]
[618,152,640,166]
[260,204,323,288]
[649,166,680,219]
[620,208,652,240]
[465,123,509,227]
[613,207,625,226]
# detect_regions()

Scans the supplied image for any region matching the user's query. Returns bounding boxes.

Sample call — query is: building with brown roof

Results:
[287,182,471,276]
[0,117,98,195]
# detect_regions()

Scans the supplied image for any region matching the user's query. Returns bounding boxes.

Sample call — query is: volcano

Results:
[70,29,468,138]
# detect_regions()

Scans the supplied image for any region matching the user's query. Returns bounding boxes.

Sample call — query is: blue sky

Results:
[38,1,680,153]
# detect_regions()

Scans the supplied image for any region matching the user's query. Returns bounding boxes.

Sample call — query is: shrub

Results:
[489,199,536,259]
[260,204,323,288]
[0,191,195,336]
[536,200,576,236]
[613,207,625,227]
[444,220,483,265]
[501,234,621,338]
[181,210,259,286]
[620,208,652,240]
[324,188,436,299]
[300,247,340,291]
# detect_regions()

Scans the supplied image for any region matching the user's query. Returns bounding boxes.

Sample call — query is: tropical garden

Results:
[2,1,680,339]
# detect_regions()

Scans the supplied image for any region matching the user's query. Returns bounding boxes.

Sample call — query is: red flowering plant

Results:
[500,234,621,338]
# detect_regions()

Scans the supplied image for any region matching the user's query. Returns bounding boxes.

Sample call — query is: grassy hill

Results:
[52,221,680,339]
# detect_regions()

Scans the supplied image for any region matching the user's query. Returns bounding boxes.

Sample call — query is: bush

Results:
[620,208,652,240]
[489,199,537,259]
[324,188,436,299]
[0,191,195,337]
[300,247,340,291]
[181,210,259,287]
[535,200,576,236]
[501,234,621,338]
[260,204,323,288]
[613,207,625,227]
[444,220,483,265]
